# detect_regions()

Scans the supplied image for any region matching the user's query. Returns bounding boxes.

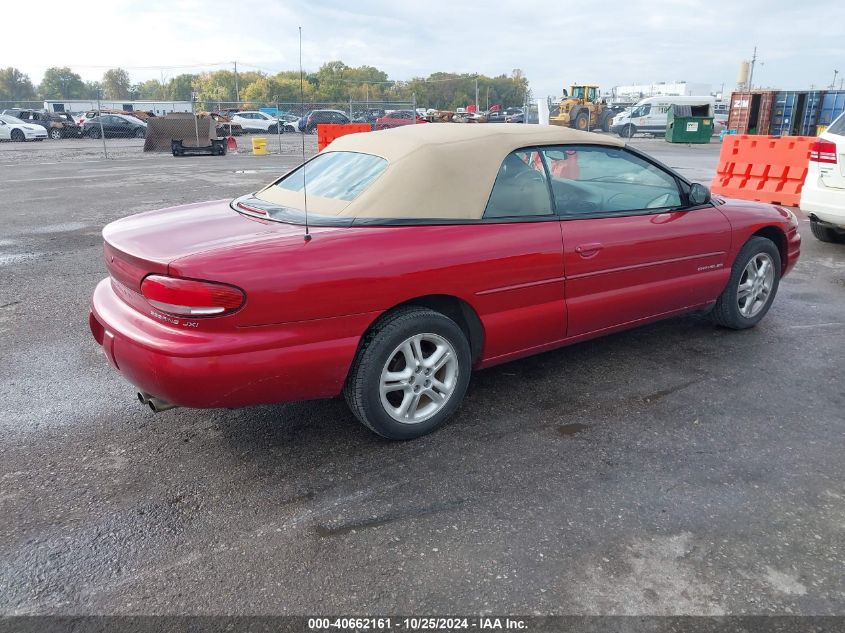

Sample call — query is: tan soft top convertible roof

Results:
[256,123,624,220]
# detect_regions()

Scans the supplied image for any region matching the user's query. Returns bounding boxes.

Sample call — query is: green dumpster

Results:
[665,104,713,143]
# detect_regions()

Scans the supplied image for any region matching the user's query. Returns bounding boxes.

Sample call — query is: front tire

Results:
[344,307,471,440]
[10,129,25,142]
[711,236,781,329]
[573,110,589,131]
[619,124,636,138]
[134,127,145,138]
[810,218,845,243]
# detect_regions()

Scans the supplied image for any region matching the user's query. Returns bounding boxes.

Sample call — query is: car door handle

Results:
[575,243,603,256]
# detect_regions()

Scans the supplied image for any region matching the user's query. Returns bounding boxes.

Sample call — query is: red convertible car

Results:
[90,124,800,439]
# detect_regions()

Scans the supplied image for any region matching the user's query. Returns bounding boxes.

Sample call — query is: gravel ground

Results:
[0,136,843,617]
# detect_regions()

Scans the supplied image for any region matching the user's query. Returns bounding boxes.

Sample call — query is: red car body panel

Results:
[90,196,800,409]
[375,113,428,129]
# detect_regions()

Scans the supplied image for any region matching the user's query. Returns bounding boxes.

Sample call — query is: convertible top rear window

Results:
[272,151,388,202]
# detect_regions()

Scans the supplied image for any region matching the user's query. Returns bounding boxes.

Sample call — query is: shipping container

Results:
[728,91,776,135]
[770,90,823,136]
[818,90,845,127]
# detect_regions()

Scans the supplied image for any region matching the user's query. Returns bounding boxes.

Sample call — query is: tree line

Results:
[1,63,530,111]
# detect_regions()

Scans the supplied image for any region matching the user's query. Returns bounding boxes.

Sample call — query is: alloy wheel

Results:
[737,253,774,318]
[379,333,459,424]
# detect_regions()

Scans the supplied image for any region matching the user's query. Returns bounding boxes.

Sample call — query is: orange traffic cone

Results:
[226,135,237,153]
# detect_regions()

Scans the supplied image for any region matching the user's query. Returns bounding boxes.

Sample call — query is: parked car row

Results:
[0,108,80,139]
[0,108,152,140]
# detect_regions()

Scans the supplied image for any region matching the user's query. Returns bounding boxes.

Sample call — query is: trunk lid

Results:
[102,199,313,290]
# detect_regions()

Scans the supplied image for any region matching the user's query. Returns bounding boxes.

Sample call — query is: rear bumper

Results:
[800,177,845,228]
[89,278,373,408]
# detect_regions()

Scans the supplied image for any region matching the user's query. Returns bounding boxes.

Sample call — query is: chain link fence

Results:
[1,96,426,160]
[1,64,543,163]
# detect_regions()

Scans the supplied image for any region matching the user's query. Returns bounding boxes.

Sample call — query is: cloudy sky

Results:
[3,0,843,98]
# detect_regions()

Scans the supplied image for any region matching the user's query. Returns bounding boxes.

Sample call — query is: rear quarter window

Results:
[827,112,845,136]
[272,151,387,201]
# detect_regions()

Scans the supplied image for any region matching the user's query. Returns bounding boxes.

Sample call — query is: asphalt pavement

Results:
[0,136,843,616]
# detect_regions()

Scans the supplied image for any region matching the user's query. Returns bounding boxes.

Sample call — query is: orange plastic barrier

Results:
[710,135,814,206]
[317,123,372,151]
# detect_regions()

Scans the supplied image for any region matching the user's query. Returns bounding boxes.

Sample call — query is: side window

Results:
[484,149,553,218]
[540,146,682,215]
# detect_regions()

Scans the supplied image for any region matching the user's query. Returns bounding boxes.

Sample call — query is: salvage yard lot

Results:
[0,137,843,614]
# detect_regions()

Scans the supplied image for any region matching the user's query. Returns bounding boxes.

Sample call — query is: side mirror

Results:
[689,182,711,206]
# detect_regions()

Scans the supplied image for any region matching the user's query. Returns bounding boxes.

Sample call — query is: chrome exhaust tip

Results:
[148,396,178,413]
[137,392,152,405]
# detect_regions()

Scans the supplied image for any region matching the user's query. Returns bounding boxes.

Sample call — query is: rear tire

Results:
[711,236,781,329]
[344,307,471,440]
[810,218,845,243]
[134,127,145,138]
[88,128,100,139]
[268,124,278,134]
[599,112,613,132]
[49,128,62,140]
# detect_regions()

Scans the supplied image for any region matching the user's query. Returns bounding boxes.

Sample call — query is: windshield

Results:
[630,104,651,117]
[272,151,387,202]
[0,114,25,124]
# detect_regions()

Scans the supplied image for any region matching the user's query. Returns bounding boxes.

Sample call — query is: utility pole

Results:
[747,46,758,91]
[475,77,479,112]
[233,61,239,104]
[96,87,107,159]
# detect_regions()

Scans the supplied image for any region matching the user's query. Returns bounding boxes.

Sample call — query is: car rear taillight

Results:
[140,275,245,317]
[810,140,838,164]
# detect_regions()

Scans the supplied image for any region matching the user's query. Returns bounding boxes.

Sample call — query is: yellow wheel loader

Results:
[549,85,614,132]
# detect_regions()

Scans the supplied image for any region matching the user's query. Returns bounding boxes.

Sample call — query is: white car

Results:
[0,114,48,141]
[800,111,845,243]
[229,111,283,134]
